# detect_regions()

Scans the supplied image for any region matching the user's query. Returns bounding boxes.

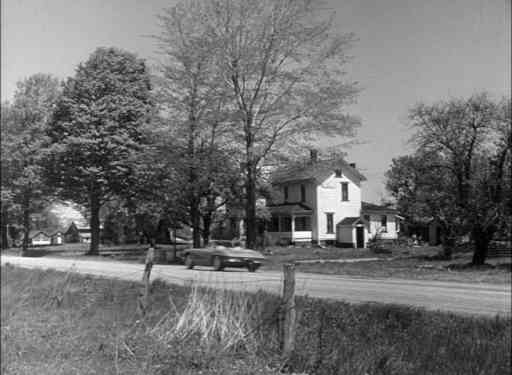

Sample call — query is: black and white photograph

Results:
[1,0,511,374]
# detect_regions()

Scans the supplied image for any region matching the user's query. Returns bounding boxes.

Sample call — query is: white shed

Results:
[336,217,369,248]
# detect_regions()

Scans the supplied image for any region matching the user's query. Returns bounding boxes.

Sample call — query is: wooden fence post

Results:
[138,246,154,316]
[282,263,296,360]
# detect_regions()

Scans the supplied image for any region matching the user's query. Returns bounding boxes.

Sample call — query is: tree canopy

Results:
[46,47,154,254]
[1,74,61,253]
[386,94,511,263]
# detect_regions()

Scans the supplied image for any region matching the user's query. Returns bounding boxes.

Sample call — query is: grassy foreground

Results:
[1,265,511,375]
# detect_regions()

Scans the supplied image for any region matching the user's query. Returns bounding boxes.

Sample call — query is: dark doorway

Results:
[356,226,365,248]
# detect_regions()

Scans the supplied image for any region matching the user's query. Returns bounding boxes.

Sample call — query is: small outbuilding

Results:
[361,202,402,241]
[50,231,64,245]
[29,230,52,246]
[65,222,103,244]
[336,217,369,248]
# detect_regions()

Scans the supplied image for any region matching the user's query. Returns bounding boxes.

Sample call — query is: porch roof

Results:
[28,230,50,239]
[268,202,313,215]
[337,217,368,227]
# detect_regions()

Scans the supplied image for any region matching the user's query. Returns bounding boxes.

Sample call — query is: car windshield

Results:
[212,240,243,248]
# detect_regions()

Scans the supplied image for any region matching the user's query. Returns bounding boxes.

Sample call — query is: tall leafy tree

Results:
[159,0,360,248]
[466,99,511,264]
[387,94,511,263]
[386,151,462,255]
[46,47,154,255]
[125,119,242,248]
[1,74,61,254]
[1,102,16,249]
[155,3,241,247]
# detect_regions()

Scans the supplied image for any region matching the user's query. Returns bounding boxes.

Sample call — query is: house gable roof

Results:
[65,222,78,234]
[66,221,103,233]
[268,202,313,214]
[271,157,366,185]
[28,230,51,239]
[337,217,367,226]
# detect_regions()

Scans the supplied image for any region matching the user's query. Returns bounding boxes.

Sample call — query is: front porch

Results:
[266,203,313,245]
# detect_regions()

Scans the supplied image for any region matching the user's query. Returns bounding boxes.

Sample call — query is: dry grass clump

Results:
[148,282,279,353]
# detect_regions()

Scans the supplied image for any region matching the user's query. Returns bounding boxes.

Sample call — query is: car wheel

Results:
[185,255,194,269]
[247,263,258,272]
[213,256,224,271]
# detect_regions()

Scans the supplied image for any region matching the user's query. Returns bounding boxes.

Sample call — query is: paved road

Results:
[2,255,510,317]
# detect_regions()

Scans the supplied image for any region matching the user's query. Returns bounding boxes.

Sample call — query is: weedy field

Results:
[1,265,510,375]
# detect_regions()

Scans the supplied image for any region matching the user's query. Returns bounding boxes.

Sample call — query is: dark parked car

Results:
[182,245,265,272]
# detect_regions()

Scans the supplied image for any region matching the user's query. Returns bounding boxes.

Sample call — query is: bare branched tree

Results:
[388,94,511,263]
[157,0,360,248]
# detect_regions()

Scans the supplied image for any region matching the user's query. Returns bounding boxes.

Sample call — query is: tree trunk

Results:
[441,234,454,259]
[202,212,212,246]
[169,228,177,263]
[1,205,10,249]
[21,193,30,256]
[87,194,101,255]
[190,199,201,248]
[245,163,257,249]
[471,226,493,266]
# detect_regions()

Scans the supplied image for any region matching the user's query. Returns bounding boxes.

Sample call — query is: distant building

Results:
[49,230,64,245]
[28,230,52,246]
[64,222,103,244]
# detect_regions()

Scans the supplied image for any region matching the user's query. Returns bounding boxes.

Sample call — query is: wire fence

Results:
[2,259,315,303]
[4,258,301,362]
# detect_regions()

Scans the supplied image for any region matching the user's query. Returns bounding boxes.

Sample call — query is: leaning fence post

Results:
[282,263,296,360]
[138,245,154,316]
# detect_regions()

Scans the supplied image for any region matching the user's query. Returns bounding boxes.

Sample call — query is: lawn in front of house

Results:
[1,242,185,263]
[263,245,511,284]
[262,244,416,264]
[293,255,511,284]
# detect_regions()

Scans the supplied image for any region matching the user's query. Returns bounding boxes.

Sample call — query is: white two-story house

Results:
[266,153,401,248]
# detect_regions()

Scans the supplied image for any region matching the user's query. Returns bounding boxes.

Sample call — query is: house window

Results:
[300,184,306,202]
[284,186,289,202]
[381,215,387,232]
[281,216,292,232]
[363,214,370,222]
[395,217,400,232]
[268,216,279,232]
[326,213,334,234]
[341,182,349,201]
[335,169,342,178]
[295,216,311,231]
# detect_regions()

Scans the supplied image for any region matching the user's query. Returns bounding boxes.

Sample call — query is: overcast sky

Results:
[2,0,510,203]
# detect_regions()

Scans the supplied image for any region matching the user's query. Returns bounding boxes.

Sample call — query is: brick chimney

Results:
[310,149,318,162]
